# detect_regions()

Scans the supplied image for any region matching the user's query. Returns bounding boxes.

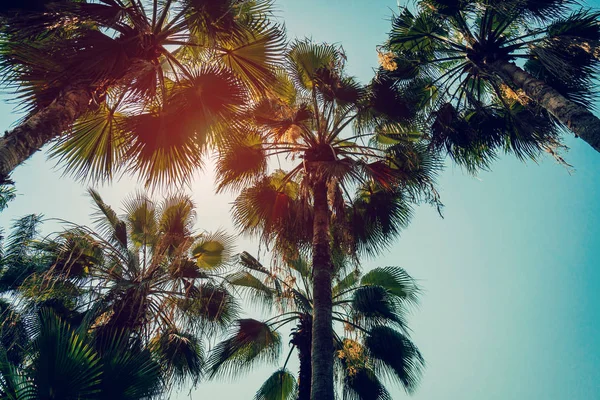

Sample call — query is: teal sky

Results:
[0,1,599,399]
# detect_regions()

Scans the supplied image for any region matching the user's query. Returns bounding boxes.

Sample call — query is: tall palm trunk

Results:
[310,178,334,400]
[489,60,600,153]
[0,86,92,183]
[290,315,312,400]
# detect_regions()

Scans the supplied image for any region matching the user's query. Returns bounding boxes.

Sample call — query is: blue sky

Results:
[0,1,599,399]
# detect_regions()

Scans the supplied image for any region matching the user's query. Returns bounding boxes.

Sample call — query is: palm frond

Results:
[122,191,157,248]
[238,251,270,275]
[50,99,128,183]
[360,267,420,305]
[150,329,203,387]
[342,367,392,400]
[31,309,102,399]
[253,368,298,400]
[88,189,128,249]
[364,326,424,393]
[348,286,406,330]
[94,328,164,399]
[287,39,345,92]
[348,185,413,257]
[215,129,267,193]
[192,230,235,270]
[332,270,359,297]
[206,318,281,379]
[177,283,239,332]
[0,185,16,211]
[157,193,195,251]
[2,214,42,266]
[219,23,286,95]
[0,299,28,365]
[226,271,274,308]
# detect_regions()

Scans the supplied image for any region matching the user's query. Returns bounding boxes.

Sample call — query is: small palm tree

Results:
[0,308,164,400]
[207,252,424,400]
[381,0,600,168]
[216,39,439,400]
[0,0,285,184]
[0,190,239,387]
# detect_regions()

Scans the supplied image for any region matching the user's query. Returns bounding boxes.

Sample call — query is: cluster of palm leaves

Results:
[0,188,428,400]
[209,251,424,400]
[0,307,164,400]
[0,191,240,397]
[378,0,600,171]
[0,0,285,184]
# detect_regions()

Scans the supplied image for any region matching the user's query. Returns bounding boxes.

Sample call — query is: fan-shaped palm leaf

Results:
[0,0,285,185]
[207,318,281,378]
[253,368,298,400]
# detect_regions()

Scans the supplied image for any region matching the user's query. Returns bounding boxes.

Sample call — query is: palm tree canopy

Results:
[0,190,238,388]
[0,308,164,400]
[380,0,600,171]
[0,0,286,185]
[218,39,442,259]
[206,251,425,399]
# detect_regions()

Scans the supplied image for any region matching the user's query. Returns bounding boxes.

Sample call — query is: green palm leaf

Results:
[342,367,392,400]
[30,309,102,400]
[88,189,127,249]
[122,192,157,248]
[360,267,419,305]
[207,318,281,378]
[50,99,128,183]
[215,129,267,193]
[0,300,28,365]
[226,271,275,308]
[287,39,344,91]
[177,283,239,331]
[150,329,203,387]
[348,286,406,329]
[94,329,163,400]
[219,24,286,94]
[253,368,298,400]
[192,230,234,270]
[364,326,424,393]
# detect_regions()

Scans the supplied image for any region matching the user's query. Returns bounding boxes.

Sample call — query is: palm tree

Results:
[0,0,285,185]
[215,39,439,400]
[0,190,239,387]
[380,0,600,167]
[207,251,424,400]
[0,308,164,400]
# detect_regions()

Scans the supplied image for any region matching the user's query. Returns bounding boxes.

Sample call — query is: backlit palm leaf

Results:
[0,0,285,184]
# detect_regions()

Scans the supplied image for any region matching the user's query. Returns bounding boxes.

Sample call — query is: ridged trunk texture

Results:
[290,315,312,400]
[0,86,92,183]
[309,178,334,400]
[489,60,600,153]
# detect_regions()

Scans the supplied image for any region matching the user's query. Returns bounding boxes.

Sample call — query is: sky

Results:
[0,1,599,399]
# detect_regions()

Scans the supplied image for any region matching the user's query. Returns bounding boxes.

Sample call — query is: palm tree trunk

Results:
[291,315,312,400]
[310,178,334,400]
[489,60,600,153]
[0,86,92,183]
